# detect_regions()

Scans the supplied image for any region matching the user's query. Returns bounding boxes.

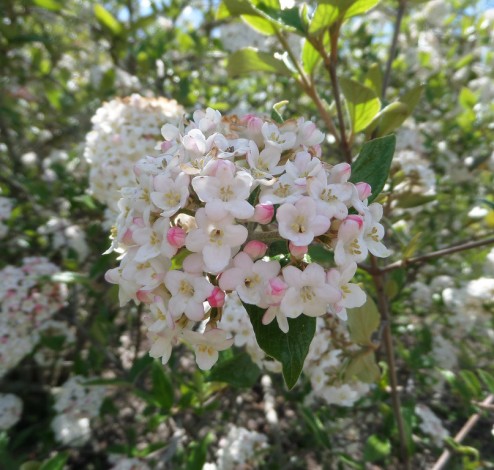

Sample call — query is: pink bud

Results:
[289,242,308,259]
[242,114,263,133]
[330,162,352,183]
[136,290,154,303]
[160,141,173,152]
[252,203,274,224]
[345,214,364,229]
[204,158,235,177]
[243,240,268,259]
[268,277,287,300]
[355,182,372,200]
[121,228,134,245]
[167,226,186,248]
[208,287,225,308]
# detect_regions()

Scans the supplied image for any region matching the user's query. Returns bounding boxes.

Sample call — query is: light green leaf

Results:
[207,351,261,388]
[400,84,424,113]
[459,87,477,110]
[367,102,409,137]
[302,39,321,75]
[364,63,383,96]
[39,453,69,470]
[363,434,391,462]
[94,4,123,36]
[402,231,423,259]
[271,100,289,123]
[227,48,292,78]
[309,3,340,34]
[244,303,316,389]
[340,77,380,133]
[33,0,62,12]
[347,296,380,346]
[350,134,396,202]
[343,0,380,20]
[344,350,381,383]
[242,14,277,35]
[395,192,436,209]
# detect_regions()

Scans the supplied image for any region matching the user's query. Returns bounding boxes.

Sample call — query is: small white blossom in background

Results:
[38,217,89,261]
[84,94,184,227]
[0,257,68,378]
[205,426,268,470]
[0,196,13,238]
[51,375,106,447]
[108,456,150,470]
[0,393,23,431]
[415,404,449,447]
[105,108,389,375]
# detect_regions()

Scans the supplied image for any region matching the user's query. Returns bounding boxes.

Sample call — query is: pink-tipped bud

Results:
[289,242,308,259]
[268,277,288,301]
[345,214,364,229]
[208,287,225,308]
[355,182,372,200]
[136,290,154,303]
[330,162,352,183]
[121,228,134,245]
[242,114,263,133]
[160,140,173,152]
[204,158,235,177]
[167,226,187,248]
[252,203,274,224]
[243,240,268,259]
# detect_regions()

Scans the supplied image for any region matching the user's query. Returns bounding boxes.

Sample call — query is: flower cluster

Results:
[0,257,68,378]
[51,375,106,446]
[0,393,23,431]
[106,109,389,371]
[84,94,184,226]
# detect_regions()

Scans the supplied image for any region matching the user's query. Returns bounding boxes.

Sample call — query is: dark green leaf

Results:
[244,303,316,389]
[271,100,288,123]
[94,4,123,36]
[208,351,261,388]
[350,134,396,202]
[185,433,214,470]
[340,77,380,133]
[128,354,153,382]
[347,297,380,346]
[300,407,332,449]
[478,370,494,394]
[227,48,292,78]
[151,361,174,411]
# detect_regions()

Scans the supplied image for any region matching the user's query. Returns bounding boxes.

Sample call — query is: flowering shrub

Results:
[106,109,389,387]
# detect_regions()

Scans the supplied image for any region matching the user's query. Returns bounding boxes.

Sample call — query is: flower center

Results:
[165,191,180,207]
[300,285,315,302]
[219,185,234,201]
[290,215,306,234]
[209,228,223,245]
[179,279,194,297]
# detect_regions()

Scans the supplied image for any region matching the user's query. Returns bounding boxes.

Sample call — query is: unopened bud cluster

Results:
[106,109,389,371]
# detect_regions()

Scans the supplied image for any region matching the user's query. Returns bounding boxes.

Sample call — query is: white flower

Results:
[192,161,255,220]
[277,197,330,246]
[308,178,352,220]
[280,264,341,318]
[0,394,23,431]
[262,122,296,151]
[363,203,390,258]
[334,215,368,265]
[183,328,233,370]
[151,172,190,217]
[164,270,213,321]
[185,209,248,273]
[283,151,325,190]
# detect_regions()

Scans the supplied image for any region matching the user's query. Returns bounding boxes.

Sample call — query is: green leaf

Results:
[244,303,316,389]
[33,0,62,12]
[368,102,410,137]
[400,84,424,113]
[94,4,123,36]
[227,48,292,78]
[128,353,153,382]
[347,297,380,346]
[344,350,380,383]
[350,134,396,202]
[242,14,277,35]
[478,370,494,394]
[309,4,339,34]
[340,78,380,133]
[299,407,332,450]
[207,351,261,388]
[271,100,288,123]
[364,63,383,96]
[302,39,321,75]
[185,433,214,470]
[39,453,69,470]
[363,434,391,462]
[395,192,436,209]
[151,361,174,411]
[256,4,307,34]
[459,87,477,110]
[459,370,482,399]
[343,0,380,20]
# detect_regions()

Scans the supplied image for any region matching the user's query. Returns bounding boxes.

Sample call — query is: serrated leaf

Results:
[39,453,69,470]
[94,4,123,36]
[208,351,261,388]
[350,134,396,202]
[33,0,62,12]
[244,303,316,389]
[344,350,380,383]
[227,48,292,78]
[151,361,174,411]
[340,77,380,133]
[242,14,277,35]
[364,63,383,96]
[363,434,391,462]
[347,297,380,346]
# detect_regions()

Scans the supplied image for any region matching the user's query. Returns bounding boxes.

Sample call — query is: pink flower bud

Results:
[242,114,263,133]
[136,290,154,303]
[345,214,364,229]
[330,162,352,183]
[121,228,134,245]
[208,287,225,308]
[243,240,268,259]
[355,182,372,200]
[252,203,274,224]
[167,226,186,248]
[160,141,173,152]
[268,277,287,300]
[289,242,308,259]
[204,158,235,177]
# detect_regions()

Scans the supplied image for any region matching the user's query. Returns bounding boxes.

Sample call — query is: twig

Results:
[370,255,411,469]
[379,236,494,273]
[381,0,407,99]
[431,394,494,470]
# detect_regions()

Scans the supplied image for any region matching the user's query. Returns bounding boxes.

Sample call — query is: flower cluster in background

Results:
[106,109,389,372]
[83,94,184,226]
[0,393,23,431]
[51,375,106,447]
[0,257,67,378]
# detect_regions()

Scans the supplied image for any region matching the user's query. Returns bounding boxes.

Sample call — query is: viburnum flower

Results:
[105,107,389,374]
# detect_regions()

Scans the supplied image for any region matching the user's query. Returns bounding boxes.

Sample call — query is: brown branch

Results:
[379,236,494,273]
[370,255,411,469]
[431,394,494,470]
